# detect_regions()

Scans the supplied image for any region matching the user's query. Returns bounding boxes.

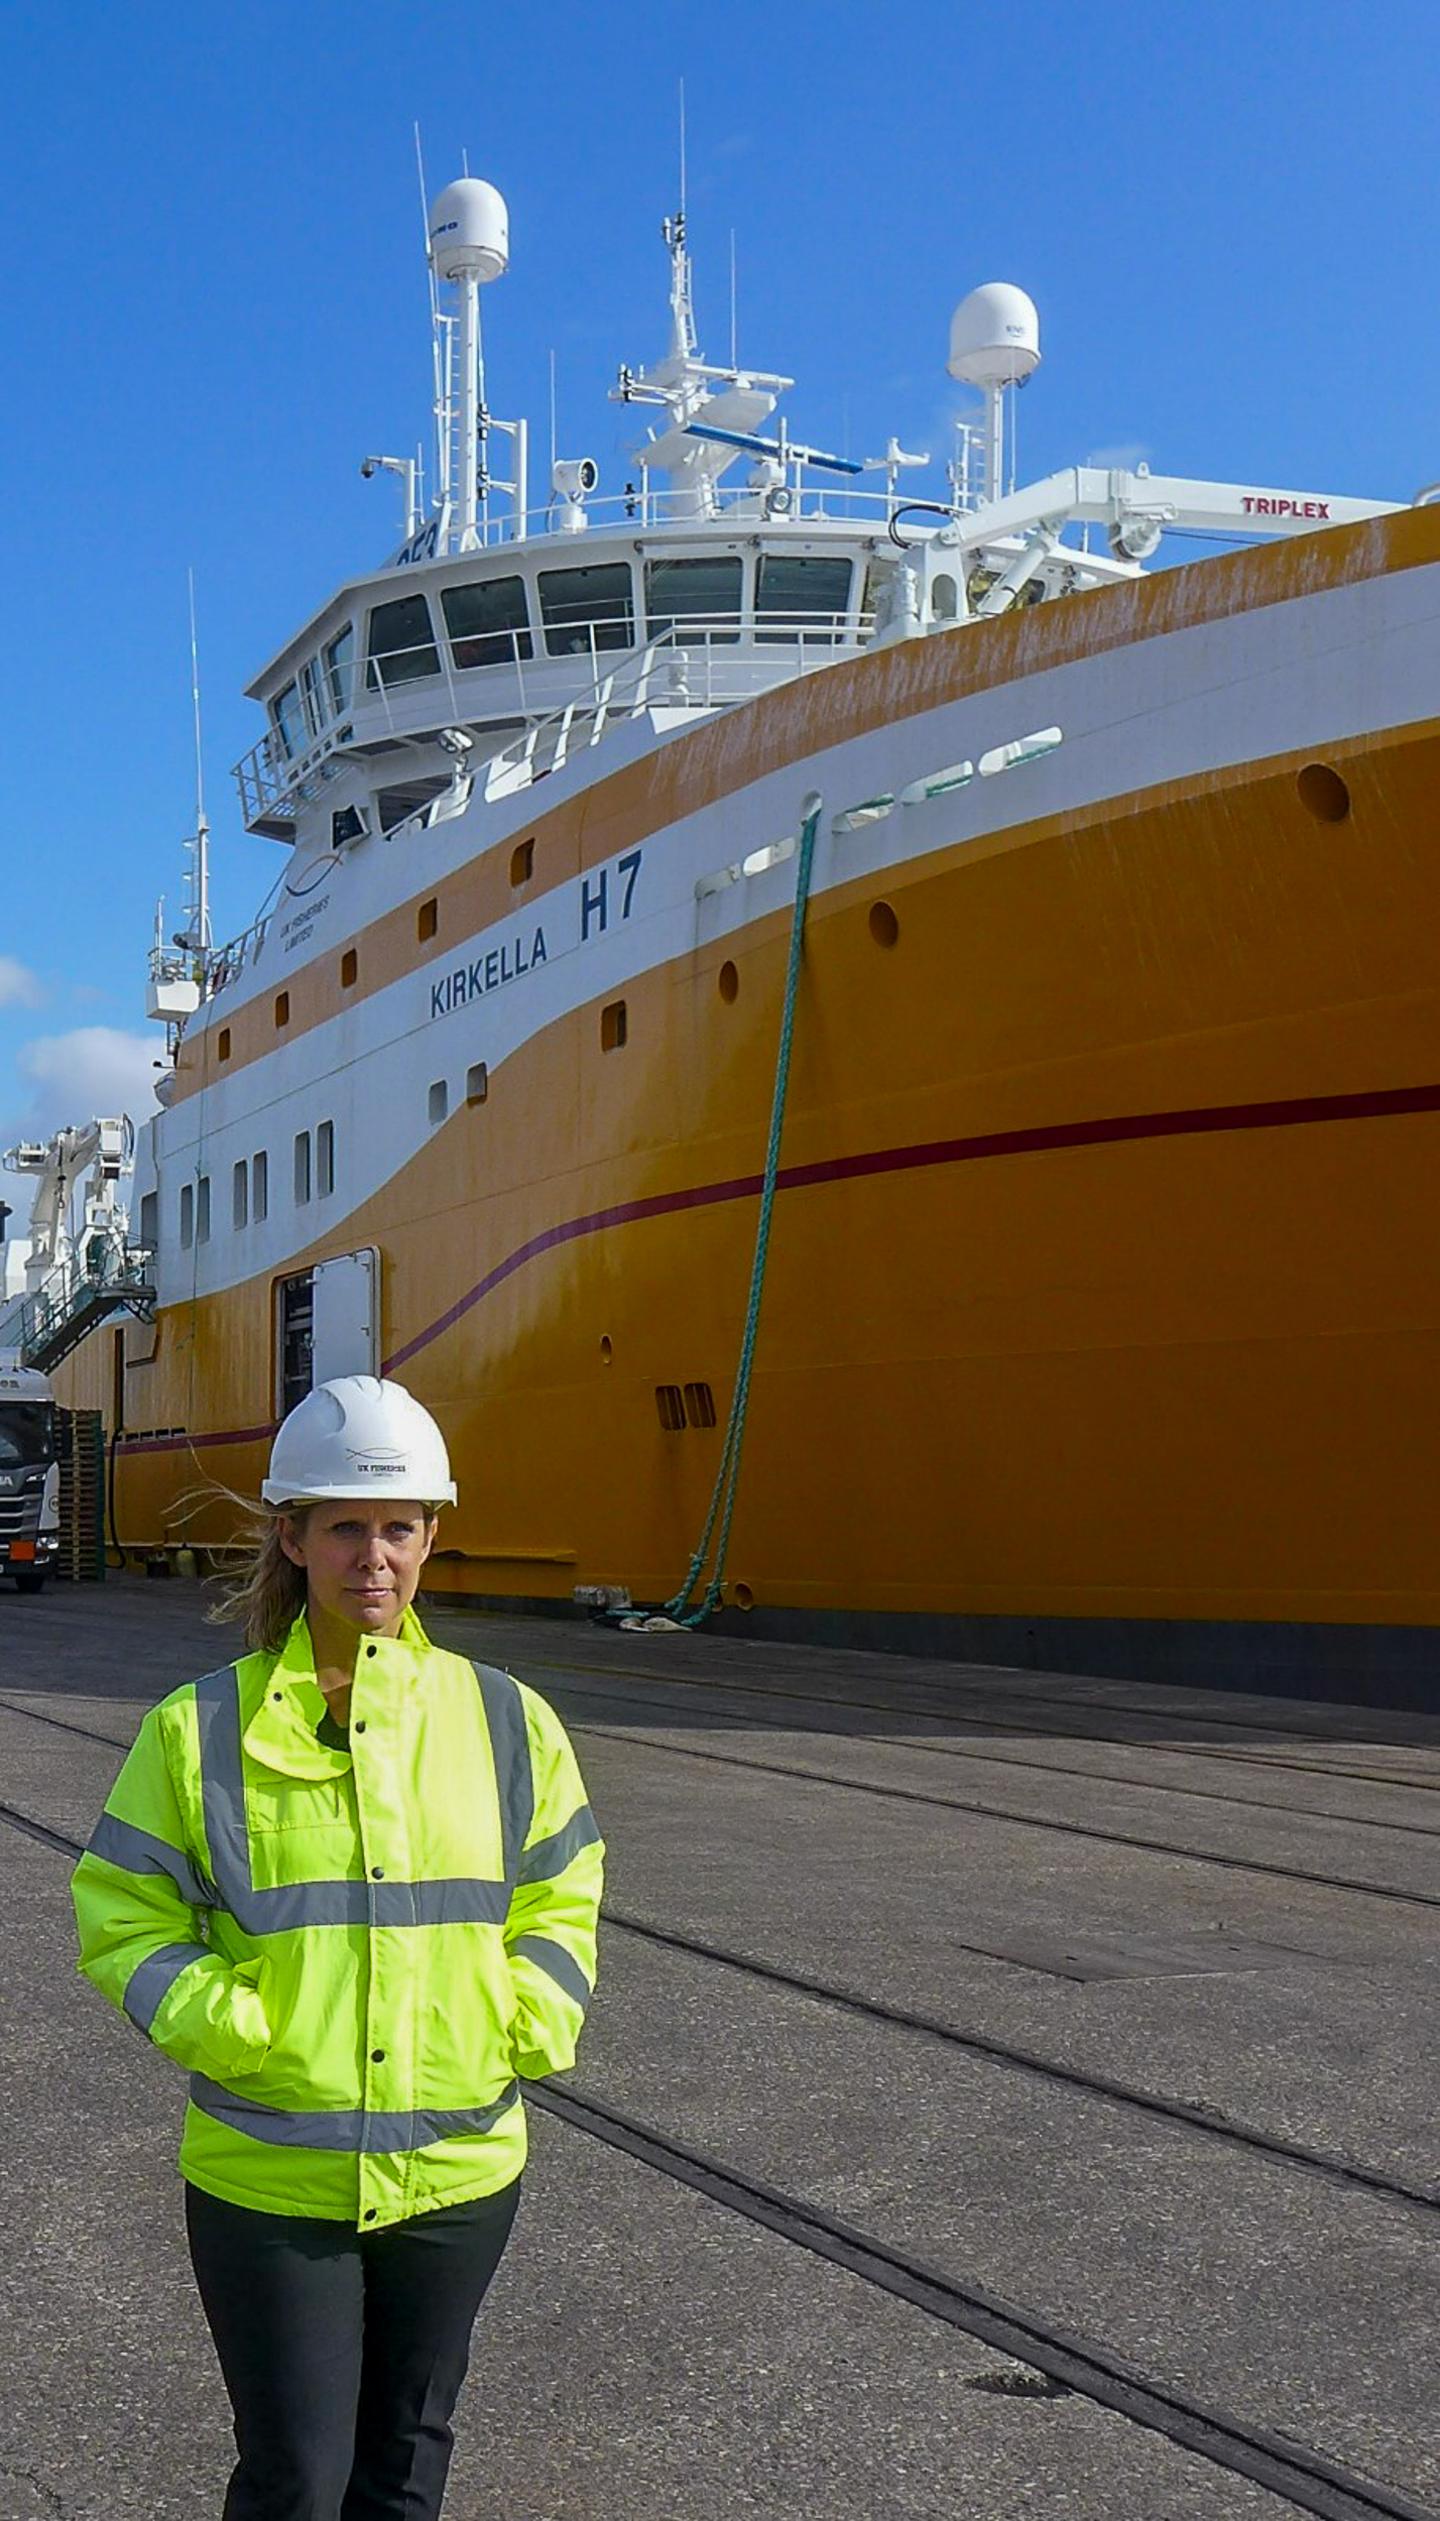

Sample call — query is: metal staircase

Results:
[2,1245,156,1375]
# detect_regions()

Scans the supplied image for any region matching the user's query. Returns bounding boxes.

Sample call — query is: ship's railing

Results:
[213,610,873,1002]
[233,609,871,829]
[481,612,873,797]
[206,914,272,998]
[469,483,922,541]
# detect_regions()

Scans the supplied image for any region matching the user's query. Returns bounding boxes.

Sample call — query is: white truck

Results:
[0,1353,61,1594]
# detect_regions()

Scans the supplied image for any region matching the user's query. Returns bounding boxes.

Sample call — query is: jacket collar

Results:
[242,1606,433,1779]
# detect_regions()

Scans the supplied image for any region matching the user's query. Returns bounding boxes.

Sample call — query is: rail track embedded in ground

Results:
[2,1693,1433,2210]
[3,1792,1431,2521]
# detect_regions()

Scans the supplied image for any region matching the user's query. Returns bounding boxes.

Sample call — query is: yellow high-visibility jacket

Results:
[71,1609,603,2229]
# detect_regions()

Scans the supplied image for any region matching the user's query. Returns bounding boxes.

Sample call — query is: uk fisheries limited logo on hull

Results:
[427,847,643,1023]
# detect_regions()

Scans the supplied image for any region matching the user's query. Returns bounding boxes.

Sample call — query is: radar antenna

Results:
[180,570,211,963]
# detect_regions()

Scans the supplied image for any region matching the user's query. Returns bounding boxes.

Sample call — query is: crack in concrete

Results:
[0,2454,69,2518]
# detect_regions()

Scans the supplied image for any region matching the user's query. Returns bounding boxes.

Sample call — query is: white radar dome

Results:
[947,284,1041,388]
[428,178,510,284]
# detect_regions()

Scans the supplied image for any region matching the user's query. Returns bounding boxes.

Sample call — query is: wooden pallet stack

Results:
[56,1407,106,1582]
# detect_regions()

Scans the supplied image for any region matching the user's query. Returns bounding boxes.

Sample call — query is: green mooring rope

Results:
[664,796,823,1627]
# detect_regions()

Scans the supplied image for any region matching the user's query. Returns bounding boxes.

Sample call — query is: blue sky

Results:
[3,0,1438,1166]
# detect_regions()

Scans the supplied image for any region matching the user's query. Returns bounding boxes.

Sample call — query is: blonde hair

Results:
[208,1505,312,1654]
[206,1496,444,1654]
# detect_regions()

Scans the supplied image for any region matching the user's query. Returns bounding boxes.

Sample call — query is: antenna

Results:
[678,78,687,223]
[426,172,509,551]
[549,348,557,481]
[185,570,211,960]
[187,569,205,841]
[729,228,737,371]
[415,125,448,511]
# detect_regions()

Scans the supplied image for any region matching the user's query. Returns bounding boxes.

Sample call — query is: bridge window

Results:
[538,562,634,657]
[271,682,306,758]
[300,658,327,735]
[316,1120,335,1199]
[366,592,441,690]
[232,1161,248,1230]
[252,1150,268,1224]
[645,554,743,644]
[755,554,854,644]
[441,575,533,670]
[324,626,355,715]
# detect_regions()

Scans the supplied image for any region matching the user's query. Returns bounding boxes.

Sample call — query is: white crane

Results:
[2,1117,135,1296]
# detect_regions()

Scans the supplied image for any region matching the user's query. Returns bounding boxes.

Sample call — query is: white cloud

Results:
[0,955,43,1010]
[4,1026,161,1145]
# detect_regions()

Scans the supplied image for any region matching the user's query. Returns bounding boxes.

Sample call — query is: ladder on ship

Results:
[3,1246,156,1376]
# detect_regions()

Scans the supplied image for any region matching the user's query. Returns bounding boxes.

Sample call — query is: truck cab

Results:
[0,1355,60,1593]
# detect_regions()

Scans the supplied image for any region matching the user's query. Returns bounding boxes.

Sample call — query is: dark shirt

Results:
[316,1707,350,1753]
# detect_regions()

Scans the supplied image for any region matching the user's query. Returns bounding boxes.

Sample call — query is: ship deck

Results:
[2,1578,1437,2519]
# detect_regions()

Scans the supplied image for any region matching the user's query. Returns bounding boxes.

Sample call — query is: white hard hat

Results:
[262,1376,457,1507]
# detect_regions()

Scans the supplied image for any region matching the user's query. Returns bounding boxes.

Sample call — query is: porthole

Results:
[274,991,290,1028]
[417,897,438,942]
[718,960,739,1003]
[732,1582,755,1612]
[654,1384,685,1431]
[510,836,535,887]
[599,1335,613,1365]
[601,999,628,1051]
[465,1062,489,1105]
[1297,762,1350,823]
[340,948,358,988]
[217,1028,231,1063]
[868,900,900,949]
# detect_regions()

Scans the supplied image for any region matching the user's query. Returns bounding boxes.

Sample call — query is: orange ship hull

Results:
[60,516,1440,1700]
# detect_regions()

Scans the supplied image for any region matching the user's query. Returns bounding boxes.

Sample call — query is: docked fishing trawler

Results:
[50,173,1440,1694]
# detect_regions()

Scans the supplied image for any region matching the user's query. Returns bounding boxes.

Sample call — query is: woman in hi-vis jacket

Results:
[72,1376,604,2521]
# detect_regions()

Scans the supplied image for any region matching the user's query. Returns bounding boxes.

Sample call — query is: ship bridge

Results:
[227,172,1407,874]
[232,514,888,842]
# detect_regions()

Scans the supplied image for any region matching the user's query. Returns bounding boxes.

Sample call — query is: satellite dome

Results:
[428,178,509,284]
[947,284,1041,389]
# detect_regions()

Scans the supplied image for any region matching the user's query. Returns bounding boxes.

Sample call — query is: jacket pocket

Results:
[205,1960,273,2081]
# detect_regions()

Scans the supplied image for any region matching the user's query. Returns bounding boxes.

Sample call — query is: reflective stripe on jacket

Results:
[70,1609,603,2229]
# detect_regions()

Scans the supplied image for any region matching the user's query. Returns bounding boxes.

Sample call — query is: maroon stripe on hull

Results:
[115,1079,1440,1455]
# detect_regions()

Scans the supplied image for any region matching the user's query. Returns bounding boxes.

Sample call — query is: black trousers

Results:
[185,2178,521,2521]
